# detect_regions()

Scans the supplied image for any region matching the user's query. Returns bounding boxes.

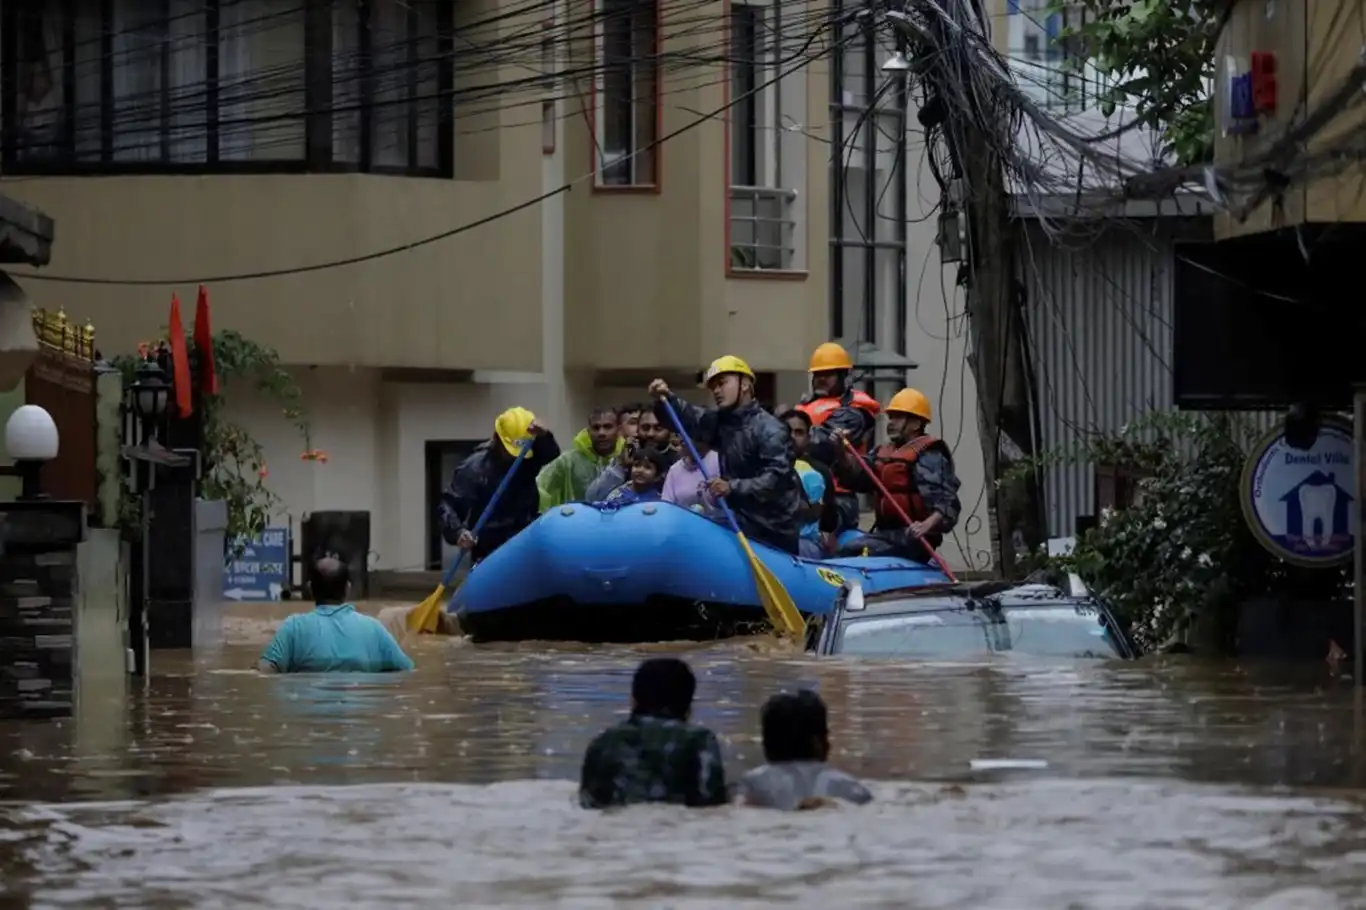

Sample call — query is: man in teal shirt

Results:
[259,554,415,674]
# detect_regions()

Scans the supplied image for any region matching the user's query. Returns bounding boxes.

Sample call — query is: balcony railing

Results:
[730,186,798,271]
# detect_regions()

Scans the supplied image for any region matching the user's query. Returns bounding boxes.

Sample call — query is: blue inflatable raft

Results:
[450,501,950,642]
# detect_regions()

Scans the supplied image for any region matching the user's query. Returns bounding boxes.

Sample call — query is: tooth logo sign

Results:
[1240,418,1356,568]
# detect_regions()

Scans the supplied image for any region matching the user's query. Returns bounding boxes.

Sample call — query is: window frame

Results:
[829,0,908,349]
[0,0,455,178]
[590,0,661,191]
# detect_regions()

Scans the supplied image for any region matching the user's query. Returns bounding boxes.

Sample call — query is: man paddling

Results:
[437,407,559,563]
[833,388,961,562]
[647,355,804,554]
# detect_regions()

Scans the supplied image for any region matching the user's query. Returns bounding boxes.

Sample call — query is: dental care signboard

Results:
[1241,418,1355,568]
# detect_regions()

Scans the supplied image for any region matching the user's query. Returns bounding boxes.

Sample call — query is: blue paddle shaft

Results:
[659,398,744,537]
[441,436,534,586]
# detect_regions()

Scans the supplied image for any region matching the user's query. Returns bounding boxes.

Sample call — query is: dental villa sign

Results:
[1240,418,1356,568]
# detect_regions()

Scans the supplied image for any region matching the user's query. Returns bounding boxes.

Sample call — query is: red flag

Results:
[168,293,193,418]
[194,284,218,395]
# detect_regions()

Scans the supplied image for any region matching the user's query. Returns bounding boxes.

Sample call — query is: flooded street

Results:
[3,607,1366,908]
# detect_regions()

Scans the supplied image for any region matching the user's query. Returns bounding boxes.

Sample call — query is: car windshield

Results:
[996,606,1121,658]
[833,600,1123,659]
[835,608,988,658]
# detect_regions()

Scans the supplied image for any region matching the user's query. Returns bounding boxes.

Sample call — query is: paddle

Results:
[838,435,959,582]
[659,398,805,637]
[408,437,536,633]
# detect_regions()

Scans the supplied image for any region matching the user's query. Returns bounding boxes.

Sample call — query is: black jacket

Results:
[657,396,803,553]
[437,433,560,560]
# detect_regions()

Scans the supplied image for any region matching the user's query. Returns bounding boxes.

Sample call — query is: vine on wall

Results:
[113,329,321,544]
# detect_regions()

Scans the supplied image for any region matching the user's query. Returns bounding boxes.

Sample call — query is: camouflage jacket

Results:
[578,714,728,809]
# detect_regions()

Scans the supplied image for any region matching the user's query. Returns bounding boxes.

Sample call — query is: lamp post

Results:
[120,356,190,676]
[129,359,170,445]
[5,405,59,500]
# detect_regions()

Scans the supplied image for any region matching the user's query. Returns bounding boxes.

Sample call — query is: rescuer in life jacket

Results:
[831,388,962,563]
[797,342,882,531]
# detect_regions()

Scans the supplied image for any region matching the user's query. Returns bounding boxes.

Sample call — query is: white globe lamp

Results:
[5,405,59,499]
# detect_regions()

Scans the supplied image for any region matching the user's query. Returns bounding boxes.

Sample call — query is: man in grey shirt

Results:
[734,689,873,810]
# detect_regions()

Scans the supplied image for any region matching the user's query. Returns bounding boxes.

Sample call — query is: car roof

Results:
[843,582,1097,619]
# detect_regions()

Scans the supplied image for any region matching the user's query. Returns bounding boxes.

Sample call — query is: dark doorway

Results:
[425,439,484,570]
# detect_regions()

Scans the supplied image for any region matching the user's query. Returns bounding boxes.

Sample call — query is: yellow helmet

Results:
[701,354,755,384]
[493,406,536,456]
[886,388,932,422]
[808,342,853,373]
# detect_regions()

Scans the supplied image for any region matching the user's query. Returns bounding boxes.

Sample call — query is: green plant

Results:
[1009,412,1350,653]
[1049,0,1221,165]
[112,330,316,547]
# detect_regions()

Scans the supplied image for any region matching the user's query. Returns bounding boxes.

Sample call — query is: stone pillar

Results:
[145,451,198,650]
[0,500,86,719]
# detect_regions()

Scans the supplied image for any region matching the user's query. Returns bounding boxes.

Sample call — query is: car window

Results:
[834,611,989,658]
[994,606,1122,658]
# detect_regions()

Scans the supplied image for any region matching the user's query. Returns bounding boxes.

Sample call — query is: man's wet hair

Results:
[631,657,697,720]
[779,408,811,428]
[760,689,829,763]
[589,406,617,423]
[617,402,649,418]
[309,552,351,604]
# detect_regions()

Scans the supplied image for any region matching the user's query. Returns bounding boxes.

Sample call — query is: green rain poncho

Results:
[536,429,624,510]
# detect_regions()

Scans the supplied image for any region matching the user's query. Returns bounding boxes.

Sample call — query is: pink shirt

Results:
[661,451,720,510]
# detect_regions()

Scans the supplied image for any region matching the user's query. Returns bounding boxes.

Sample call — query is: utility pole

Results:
[901,0,1046,577]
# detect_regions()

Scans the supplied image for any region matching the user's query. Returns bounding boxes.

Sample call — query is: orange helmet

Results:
[807,342,853,373]
[886,388,932,422]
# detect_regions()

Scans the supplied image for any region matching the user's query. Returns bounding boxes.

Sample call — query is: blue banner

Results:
[223,526,290,601]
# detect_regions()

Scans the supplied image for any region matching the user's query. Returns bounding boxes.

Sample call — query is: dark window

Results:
[597,0,658,185]
[1,0,454,177]
[729,4,760,187]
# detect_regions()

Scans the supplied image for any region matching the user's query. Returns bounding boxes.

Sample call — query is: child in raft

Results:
[601,445,668,505]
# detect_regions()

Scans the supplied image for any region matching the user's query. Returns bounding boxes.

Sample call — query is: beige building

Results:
[1,0,835,572]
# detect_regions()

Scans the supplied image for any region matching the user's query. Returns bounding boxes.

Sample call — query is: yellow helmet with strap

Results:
[493,406,536,455]
[886,388,932,422]
[808,342,853,373]
[702,354,755,384]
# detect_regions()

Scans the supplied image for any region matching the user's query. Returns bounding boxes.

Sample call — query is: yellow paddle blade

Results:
[407,583,449,634]
[735,532,805,636]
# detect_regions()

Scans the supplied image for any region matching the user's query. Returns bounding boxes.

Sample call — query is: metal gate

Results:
[25,308,96,508]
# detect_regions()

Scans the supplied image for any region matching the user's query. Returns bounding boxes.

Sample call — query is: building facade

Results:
[0,0,832,572]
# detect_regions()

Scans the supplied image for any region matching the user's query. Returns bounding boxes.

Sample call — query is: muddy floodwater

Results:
[3,604,1366,908]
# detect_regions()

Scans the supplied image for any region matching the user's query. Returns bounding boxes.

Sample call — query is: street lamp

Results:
[5,404,59,499]
[881,51,910,72]
[130,359,170,442]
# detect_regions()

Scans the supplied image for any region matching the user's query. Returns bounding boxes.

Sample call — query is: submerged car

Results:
[807,577,1135,659]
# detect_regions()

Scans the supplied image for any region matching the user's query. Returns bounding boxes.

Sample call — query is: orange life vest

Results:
[871,435,944,528]
[797,390,881,495]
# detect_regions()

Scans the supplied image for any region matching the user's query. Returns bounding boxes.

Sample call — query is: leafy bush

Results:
[1016,413,1350,653]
